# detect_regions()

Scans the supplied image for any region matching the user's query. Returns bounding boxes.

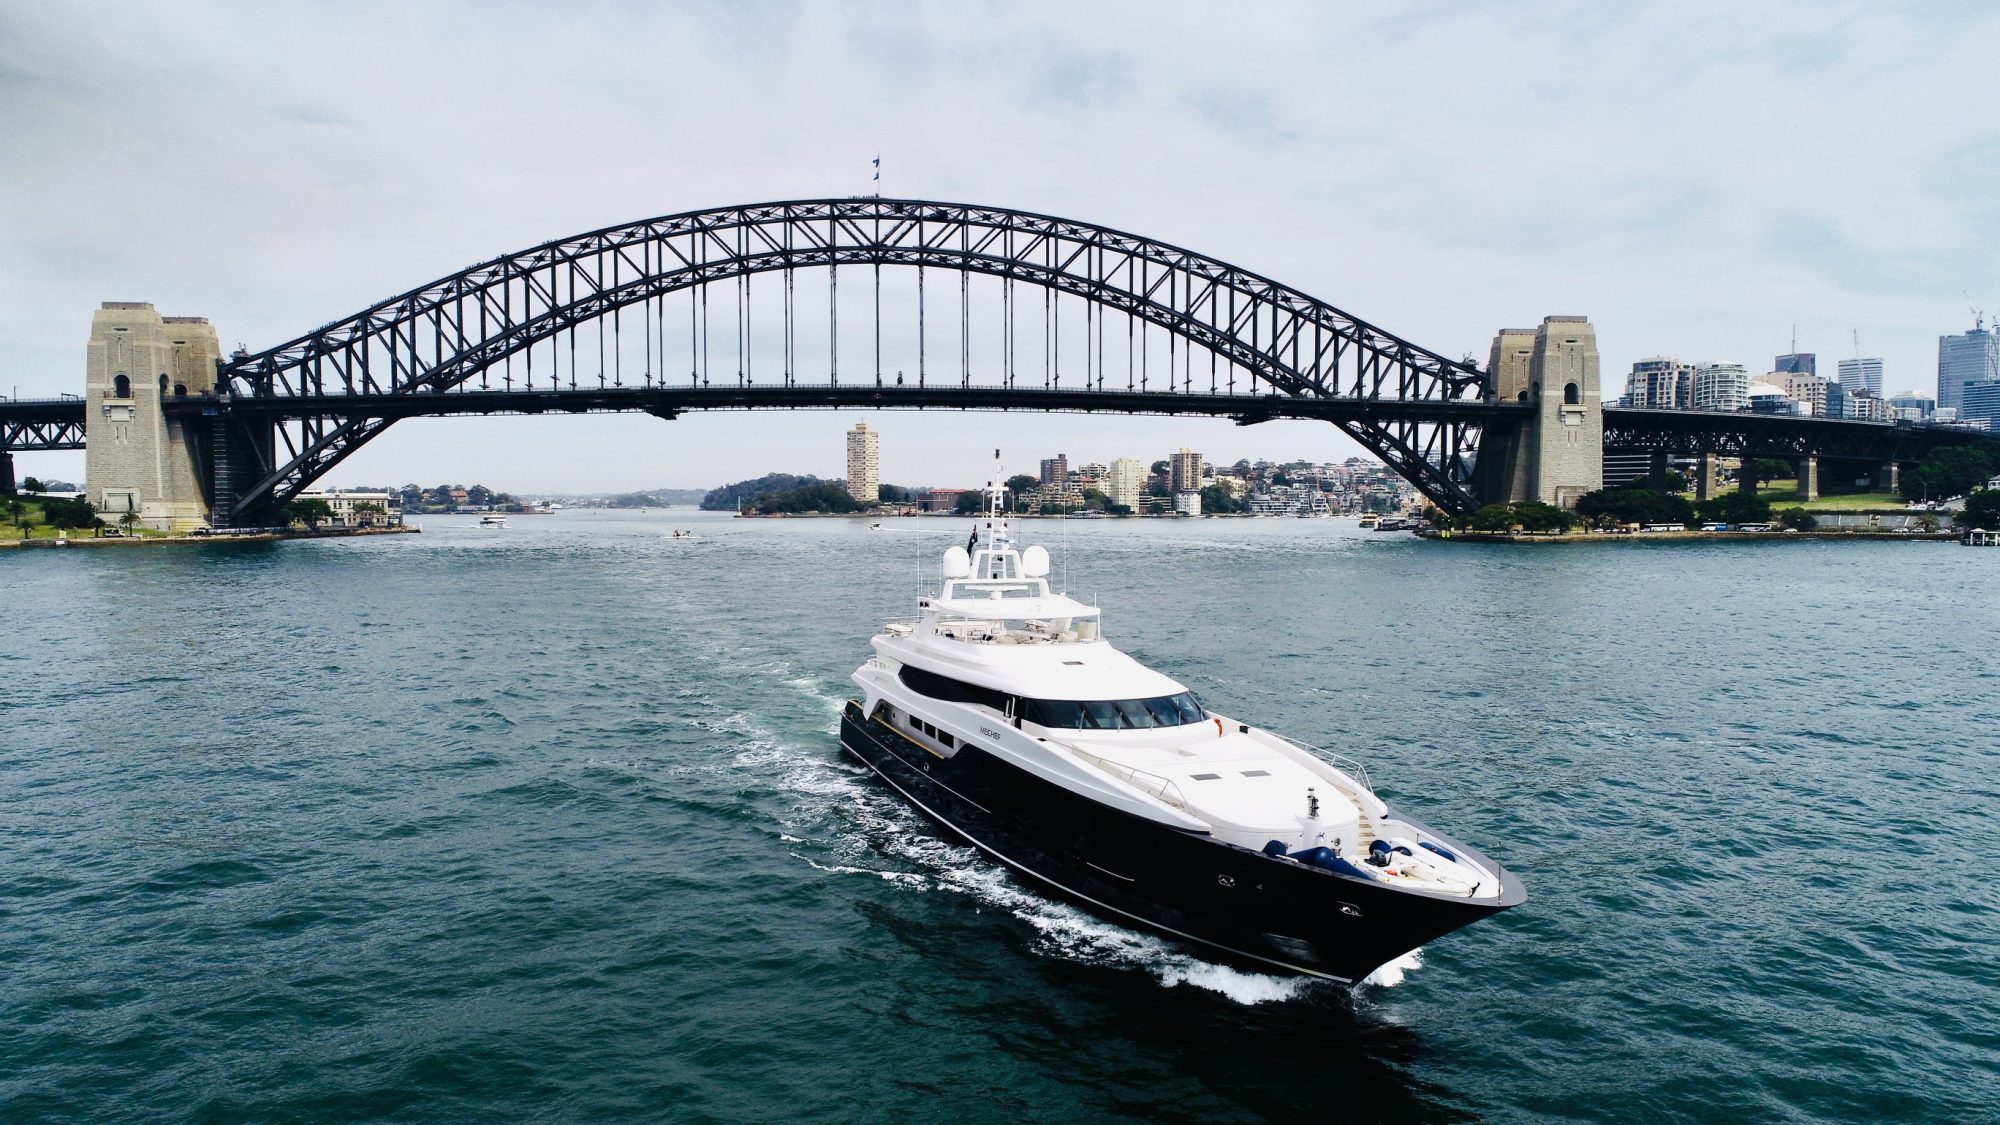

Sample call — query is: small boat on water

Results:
[478,514,508,528]
[841,457,1523,983]
[1356,514,1381,530]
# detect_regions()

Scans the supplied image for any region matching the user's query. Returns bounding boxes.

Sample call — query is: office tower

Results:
[1938,322,2000,411]
[1773,352,1816,376]
[1837,356,1884,396]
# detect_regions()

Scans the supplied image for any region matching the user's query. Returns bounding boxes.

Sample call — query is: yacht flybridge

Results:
[842,457,1523,984]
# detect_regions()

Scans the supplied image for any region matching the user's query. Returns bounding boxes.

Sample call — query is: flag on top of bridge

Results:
[872,154,880,181]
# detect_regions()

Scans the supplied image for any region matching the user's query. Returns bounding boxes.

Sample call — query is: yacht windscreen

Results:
[895,666,1202,728]
[1020,694,1205,730]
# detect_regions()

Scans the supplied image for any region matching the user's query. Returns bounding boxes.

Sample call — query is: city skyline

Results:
[5,3,1998,491]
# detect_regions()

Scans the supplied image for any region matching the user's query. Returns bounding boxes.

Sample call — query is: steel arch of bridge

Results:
[216,198,1491,521]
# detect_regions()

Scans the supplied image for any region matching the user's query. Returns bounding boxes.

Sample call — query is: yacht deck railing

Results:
[1275,734,1375,795]
[1065,745,1188,811]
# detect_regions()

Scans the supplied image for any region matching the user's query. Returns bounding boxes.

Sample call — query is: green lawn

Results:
[1,497,179,539]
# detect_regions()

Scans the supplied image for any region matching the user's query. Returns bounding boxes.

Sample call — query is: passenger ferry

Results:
[841,458,1523,983]
[478,514,508,528]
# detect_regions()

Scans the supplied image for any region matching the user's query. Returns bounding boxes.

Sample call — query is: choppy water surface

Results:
[3,512,1996,1123]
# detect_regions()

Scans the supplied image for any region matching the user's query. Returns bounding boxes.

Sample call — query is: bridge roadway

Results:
[1,387,1985,465]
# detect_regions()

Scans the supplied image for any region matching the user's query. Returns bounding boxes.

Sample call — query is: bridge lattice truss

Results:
[218,198,1491,518]
[0,404,86,452]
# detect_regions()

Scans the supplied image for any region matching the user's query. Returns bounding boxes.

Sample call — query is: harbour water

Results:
[3,511,1996,1122]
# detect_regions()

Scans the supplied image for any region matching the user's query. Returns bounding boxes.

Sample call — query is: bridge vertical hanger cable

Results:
[873,207,882,386]
[1048,270,1064,388]
[1216,284,1232,394]
[831,257,839,387]
[1144,260,1160,394]
[959,244,969,389]
[479,288,490,391]
[917,259,925,388]
[1048,264,1064,388]
[653,234,664,389]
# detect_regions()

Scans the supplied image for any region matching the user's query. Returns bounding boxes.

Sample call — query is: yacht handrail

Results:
[1274,734,1375,795]
[1064,744,1188,811]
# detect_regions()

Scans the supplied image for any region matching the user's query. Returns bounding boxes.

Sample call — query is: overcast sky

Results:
[5,1,1997,492]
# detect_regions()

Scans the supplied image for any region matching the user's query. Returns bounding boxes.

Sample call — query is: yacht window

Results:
[897,665,1011,713]
[1019,692,1207,730]
[1191,773,1222,781]
[938,732,955,748]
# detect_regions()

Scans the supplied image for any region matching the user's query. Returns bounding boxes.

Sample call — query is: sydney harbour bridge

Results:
[0,198,1982,526]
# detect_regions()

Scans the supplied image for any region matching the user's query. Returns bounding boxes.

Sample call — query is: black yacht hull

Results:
[840,702,1522,984]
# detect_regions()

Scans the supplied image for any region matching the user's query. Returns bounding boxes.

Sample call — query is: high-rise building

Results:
[1824,380,1848,419]
[1038,454,1068,487]
[1626,357,1693,409]
[1692,363,1748,412]
[1169,447,1204,493]
[1938,322,2000,411]
[844,423,879,503]
[1962,381,2000,427]
[1837,356,1884,396]
[1785,372,1832,416]
[1773,352,1816,376]
[1106,458,1145,512]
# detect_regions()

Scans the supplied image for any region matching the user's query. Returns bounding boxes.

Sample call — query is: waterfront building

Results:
[1038,454,1068,487]
[1173,490,1202,517]
[1773,352,1816,376]
[845,423,880,503]
[297,489,404,528]
[1838,356,1884,396]
[1625,357,1693,409]
[923,487,965,512]
[1938,321,2000,411]
[1961,381,2000,427]
[1106,458,1145,512]
[1169,447,1204,494]
[1692,363,1749,412]
[1887,392,1935,421]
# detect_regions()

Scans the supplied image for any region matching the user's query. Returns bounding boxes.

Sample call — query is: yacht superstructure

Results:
[842,457,1522,983]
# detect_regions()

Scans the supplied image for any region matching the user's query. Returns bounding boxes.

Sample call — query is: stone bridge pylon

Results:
[1476,316,1603,509]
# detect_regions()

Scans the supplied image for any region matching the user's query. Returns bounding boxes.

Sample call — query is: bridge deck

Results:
[157,385,1519,425]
